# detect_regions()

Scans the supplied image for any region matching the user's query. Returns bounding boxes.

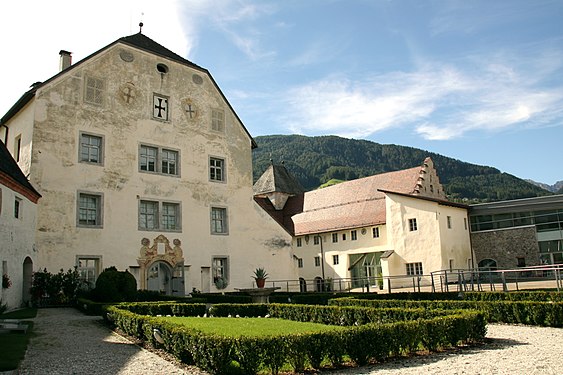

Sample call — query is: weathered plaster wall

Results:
[22,42,296,294]
[471,226,540,269]
[0,185,37,310]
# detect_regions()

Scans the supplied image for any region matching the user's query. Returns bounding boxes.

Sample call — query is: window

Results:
[212,257,229,283]
[333,255,339,265]
[332,233,338,243]
[408,218,418,231]
[372,227,380,238]
[76,256,101,289]
[209,157,225,182]
[139,200,180,231]
[77,192,103,227]
[314,256,320,267]
[313,236,320,245]
[406,262,423,275]
[447,216,452,229]
[139,144,179,176]
[351,230,357,240]
[342,233,347,241]
[14,134,21,162]
[14,197,21,219]
[296,238,302,247]
[211,109,225,132]
[153,94,169,121]
[464,218,468,230]
[84,76,104,105]
[79,133,103,165]
[517,257,526,267]
[211,207,228,234]
[449,259,454,271]
[297,258,303,268]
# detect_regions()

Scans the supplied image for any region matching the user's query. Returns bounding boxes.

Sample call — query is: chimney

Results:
[59,50,72,71]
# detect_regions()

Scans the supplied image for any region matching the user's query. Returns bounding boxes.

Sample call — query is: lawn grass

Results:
[0,308,37,371]
[161,317,345,337]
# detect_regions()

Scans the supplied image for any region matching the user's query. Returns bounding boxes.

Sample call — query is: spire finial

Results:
[139,21,144,33]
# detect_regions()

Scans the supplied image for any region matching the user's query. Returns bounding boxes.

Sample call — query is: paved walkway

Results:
[17,308,205,375]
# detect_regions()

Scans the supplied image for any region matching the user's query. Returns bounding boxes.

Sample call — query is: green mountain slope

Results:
[251,134,551,202]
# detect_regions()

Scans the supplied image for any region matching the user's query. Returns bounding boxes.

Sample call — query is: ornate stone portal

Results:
[137,235,185,295]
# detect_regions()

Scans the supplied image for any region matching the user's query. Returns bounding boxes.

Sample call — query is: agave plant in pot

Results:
[253,267,268,288]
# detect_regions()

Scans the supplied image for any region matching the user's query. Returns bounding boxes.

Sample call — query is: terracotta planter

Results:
[255,278,266,288]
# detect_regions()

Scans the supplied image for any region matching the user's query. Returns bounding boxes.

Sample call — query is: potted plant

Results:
[253,267,268,288]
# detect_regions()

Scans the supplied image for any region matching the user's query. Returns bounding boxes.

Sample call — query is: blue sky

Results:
[2,0,562,184]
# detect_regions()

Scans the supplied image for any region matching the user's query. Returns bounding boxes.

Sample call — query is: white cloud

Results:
[281,56,563,140]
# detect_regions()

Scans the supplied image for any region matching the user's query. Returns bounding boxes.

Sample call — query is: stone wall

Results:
[471,226,539,269]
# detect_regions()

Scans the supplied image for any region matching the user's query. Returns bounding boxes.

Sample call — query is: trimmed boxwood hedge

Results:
[106,302,486,374]
[330,297,563,327]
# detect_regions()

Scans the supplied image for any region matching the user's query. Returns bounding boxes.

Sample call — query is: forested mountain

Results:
[526,179,563,194]
[251,135,551,203]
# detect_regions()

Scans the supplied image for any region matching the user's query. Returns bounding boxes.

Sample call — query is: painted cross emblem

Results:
[153,95,169,120]
[185,104,195,118]
[122,86,135,103]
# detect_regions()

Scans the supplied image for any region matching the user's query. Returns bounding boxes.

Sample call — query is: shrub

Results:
[30,268,82,306]
[93,267,137,302]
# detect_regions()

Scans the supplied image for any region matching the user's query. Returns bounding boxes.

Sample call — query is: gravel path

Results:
[16,308,563,374]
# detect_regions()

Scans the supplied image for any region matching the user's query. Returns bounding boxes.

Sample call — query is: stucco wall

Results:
[471,226,540,269]
[0,185,37,310]
[8,42,296,294]
[384,193,472,287]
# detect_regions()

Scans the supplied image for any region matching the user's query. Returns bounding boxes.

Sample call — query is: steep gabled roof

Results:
[1,33,257,148]
[0,141,41,203]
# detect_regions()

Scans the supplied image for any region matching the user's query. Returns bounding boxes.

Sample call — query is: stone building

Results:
[469,195,563,270]
[0,32,296,295]
[0,141,41,309]
[254,158,473,290]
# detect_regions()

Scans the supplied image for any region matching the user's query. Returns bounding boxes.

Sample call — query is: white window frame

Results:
[209,156,226,182]
[79,132,104,165]
[296,238,302,247]
[139,143,180,176]
[297,258,304,268]
[332,233,338,243]
[406,262,423,275]
[408,218,418,232]
[314,256,320,267]
[138,199,181,232]
[77,191,103,228]
[333,255,339,265]
[14,134,22,162]
[313,236,320,245]
[351,230,357,241]
[211,206,228,235]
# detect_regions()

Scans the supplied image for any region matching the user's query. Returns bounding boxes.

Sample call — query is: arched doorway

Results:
[22,257,33,306]
[478,258,498,271]
[314,277,323,292]
[147,261,172,295]
[299,277,307,292]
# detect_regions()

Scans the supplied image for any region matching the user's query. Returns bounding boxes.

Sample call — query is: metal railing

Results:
[263,264,563,294]
[430,264,563,293]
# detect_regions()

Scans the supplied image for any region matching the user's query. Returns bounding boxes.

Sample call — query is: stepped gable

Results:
[292,157,446,236]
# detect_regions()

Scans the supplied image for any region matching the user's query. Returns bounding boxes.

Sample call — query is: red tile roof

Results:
[293,166,423,235]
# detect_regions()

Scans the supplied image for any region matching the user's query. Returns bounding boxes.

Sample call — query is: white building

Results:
[0,141,41,309]
[0,32,296,295]
[254,158,473,291]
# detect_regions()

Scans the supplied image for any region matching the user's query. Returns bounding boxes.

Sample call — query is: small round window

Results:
[156,63,169,74]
